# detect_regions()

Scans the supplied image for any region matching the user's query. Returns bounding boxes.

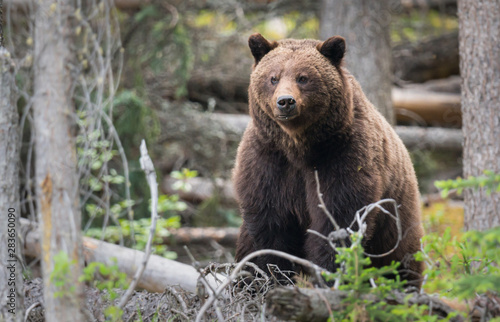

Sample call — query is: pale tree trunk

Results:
[0,27,25,321]
[458,0,500,230]
[319,0,394,124]
[33,0,84,320]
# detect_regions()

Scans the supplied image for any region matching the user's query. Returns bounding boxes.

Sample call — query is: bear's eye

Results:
[297,76,308,84]
[270,76,279,85]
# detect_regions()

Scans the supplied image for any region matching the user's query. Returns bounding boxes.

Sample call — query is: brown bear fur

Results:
[233,33,424,286]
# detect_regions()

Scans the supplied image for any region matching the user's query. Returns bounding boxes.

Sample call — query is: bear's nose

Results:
[276,95,296,113]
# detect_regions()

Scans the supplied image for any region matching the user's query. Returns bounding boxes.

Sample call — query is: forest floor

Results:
[24,278,216,321]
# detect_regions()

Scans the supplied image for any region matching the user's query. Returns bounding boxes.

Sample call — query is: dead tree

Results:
[32,0,84,320]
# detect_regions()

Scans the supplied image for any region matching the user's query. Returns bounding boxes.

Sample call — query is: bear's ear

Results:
[317,36,346,66]
[248,33,277,65]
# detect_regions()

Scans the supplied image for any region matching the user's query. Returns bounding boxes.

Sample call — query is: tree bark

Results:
[320,0,394,124]
[33,0,84,320]
[0,47,24,321]
[458,0,500,230]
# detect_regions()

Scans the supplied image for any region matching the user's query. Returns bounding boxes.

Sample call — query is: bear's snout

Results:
[276,95,296,114]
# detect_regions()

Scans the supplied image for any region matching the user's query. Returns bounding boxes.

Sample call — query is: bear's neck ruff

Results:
[251,102,352,164]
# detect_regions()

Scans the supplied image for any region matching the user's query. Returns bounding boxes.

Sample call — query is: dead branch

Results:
[350,199,402,258]
[117,140,159,308]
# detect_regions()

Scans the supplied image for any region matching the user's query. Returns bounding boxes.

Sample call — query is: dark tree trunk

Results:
[458,0,500,230]
[320,0,394,124]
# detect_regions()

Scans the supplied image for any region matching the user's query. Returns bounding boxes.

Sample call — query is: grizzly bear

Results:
[233,33,424,286]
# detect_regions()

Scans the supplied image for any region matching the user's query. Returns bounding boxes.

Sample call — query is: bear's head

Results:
[248,33,353,139]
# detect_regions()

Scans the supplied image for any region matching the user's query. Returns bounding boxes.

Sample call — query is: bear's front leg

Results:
[233,140,309,280]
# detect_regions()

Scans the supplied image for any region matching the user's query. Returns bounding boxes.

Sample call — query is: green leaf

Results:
[91,160,102,170]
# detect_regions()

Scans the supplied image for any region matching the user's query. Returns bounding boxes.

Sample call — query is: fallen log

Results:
[163,176,236,205]
[266,287,458,321]
[393,87,461,126]
[20,218,223,294]
[400,0,456,11]
[393,31,459,83]
[211,113,463,151]
[404,75,461,94]
[166,227,239,247]
[395,126,462,150]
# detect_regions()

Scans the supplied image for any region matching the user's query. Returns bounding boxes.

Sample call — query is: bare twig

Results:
[117,140,159,309]
[314,171,340,231]
[99,110,135,242]
[24,302,41,322]
[312,170,348,248]
[164,286,188,313]
[161,2,179,30]
[349,199,402,258]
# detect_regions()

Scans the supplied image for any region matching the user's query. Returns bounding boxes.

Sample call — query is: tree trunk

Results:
[320,0,394,124]
[0,46,24,321]
[33,0,84,320]
[458,0,500,230]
